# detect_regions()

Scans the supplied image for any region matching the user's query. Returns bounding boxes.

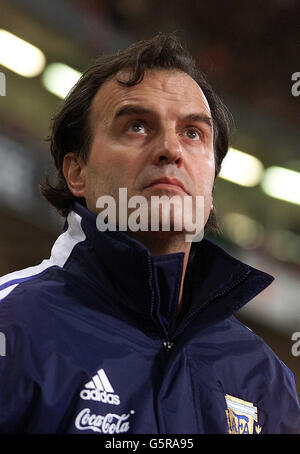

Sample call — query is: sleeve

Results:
[0,298,37,433]
[262,354,300,434]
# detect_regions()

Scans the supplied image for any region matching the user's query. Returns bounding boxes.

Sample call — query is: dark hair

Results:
[40,32,232,233]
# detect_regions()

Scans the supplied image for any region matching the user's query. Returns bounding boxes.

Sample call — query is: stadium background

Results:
[0,0,299,398]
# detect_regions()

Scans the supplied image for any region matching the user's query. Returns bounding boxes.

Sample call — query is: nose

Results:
[151,128,184,167]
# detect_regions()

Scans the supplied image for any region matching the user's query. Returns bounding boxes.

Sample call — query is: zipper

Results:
[163,340,174,351]
[147,255,156,321]
[146,255,177,354]
[147,254,170,346]
[147,253,250,353]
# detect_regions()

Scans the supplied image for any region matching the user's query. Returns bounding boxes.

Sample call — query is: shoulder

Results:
[230,316,299,397]
[230,316,290,367]
[0,262,68,331]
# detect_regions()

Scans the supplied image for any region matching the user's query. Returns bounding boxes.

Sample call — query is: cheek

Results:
[86,151,138,199]
[194,158,215,193]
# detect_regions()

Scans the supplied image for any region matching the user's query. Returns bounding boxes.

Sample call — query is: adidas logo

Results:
[80,368,120,406]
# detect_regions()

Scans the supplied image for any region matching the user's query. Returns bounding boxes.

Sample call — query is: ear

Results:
[63,153,86,198]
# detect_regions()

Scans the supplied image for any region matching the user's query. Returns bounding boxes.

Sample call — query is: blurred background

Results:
[0,0,299,397]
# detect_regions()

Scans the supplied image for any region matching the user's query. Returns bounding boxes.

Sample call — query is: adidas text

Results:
[80,389,120,405]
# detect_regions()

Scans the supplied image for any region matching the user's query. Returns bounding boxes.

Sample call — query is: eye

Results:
[127,121,147,134]
[184,128,201,140]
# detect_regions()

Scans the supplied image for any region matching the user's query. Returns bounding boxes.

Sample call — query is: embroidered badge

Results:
[225,394,262,434]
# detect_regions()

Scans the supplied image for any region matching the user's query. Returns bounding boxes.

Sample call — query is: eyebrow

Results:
[113,105,213,130]
[183,113,213,130]
[114,105,153,120]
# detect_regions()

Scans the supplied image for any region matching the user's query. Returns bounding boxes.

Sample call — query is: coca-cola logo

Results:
[75,407,135,433]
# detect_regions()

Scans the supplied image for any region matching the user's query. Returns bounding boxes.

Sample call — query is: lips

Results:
[144,177,189,194]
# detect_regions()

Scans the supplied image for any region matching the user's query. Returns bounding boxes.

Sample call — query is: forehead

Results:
[90,69,211,127]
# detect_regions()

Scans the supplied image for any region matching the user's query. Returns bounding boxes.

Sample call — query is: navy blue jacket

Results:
[0,202,299,434]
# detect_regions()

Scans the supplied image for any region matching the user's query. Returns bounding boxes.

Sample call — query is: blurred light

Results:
[219,148,264,187]
[42,63,82,99]
[0,72,5,96]
[261,166,300,206]
[265,230,300,265]
[0,29,46,77]
[222,212,264,249]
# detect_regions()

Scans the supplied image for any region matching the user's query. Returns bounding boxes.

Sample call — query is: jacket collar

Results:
[69,202,274,337]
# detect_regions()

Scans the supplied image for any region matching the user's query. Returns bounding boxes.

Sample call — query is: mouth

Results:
[144,177,189,195]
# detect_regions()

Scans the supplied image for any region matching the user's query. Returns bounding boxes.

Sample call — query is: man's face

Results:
[76,69,215,234]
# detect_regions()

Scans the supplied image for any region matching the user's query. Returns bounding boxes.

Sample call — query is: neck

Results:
[126,231,191,310]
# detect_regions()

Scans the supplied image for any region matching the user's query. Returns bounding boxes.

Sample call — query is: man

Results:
[0,33,299,434]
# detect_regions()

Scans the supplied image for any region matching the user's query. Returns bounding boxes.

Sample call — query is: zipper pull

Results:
[163,340,174,351]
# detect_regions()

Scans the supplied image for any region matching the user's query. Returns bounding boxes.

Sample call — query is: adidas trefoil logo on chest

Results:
[80,368,120,406]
